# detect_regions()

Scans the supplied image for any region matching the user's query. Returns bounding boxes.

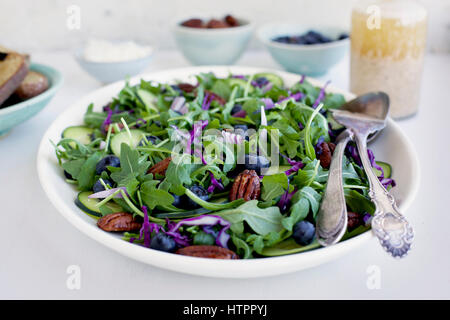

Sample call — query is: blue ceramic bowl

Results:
[257,23,349,76]
[0,63,63,137]
[74,46,154,83]
[173,18,253,65]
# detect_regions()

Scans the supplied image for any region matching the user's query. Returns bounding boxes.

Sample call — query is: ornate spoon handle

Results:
[354,133,414,258]
[316,129,353,246]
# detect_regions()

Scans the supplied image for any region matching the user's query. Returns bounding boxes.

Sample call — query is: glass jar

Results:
[350,0,427,119]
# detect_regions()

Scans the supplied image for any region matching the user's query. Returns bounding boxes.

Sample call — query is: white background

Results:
[1,0,449,299]
[1,0,449,53]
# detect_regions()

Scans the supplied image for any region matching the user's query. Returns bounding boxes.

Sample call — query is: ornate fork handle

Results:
[354,133,414,258]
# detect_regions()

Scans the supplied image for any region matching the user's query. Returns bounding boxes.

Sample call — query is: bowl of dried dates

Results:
[173,15,253,65]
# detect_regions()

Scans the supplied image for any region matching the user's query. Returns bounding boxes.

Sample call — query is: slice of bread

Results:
[0,52,29,105]
[15,71,49,100]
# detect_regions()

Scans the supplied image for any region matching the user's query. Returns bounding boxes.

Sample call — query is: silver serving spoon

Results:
[330,92,414,258]
[316,92,388,246]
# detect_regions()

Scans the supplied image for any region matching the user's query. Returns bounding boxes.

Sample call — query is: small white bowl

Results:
[74,43,154,83]
[173,18,253,65]
[258,23,349,76]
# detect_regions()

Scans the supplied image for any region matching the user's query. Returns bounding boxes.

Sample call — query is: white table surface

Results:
[1,50,449,299]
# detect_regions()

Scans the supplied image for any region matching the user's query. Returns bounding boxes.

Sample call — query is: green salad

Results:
[54,72,395,259]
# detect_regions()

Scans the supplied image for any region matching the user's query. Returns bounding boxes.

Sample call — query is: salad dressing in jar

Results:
[350,0,427,119]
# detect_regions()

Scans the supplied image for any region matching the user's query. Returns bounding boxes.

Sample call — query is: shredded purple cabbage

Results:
[261,82,273,93]
[281,153,304,175]
[168,215,231,248]
[363,213,373,226]
[201,93,213,110]
[101,107,113,132]
[261,97,275,110]
[314,136,326,155]
[231,110,247,118]
[278,180,297,213]
[299,74,305,84]
[312,80,331,108]
[278,92,304,104]
[88,187,128,199]
[135,118,147,128]
[346,145,396,189]
[207,172,224,193]
[170,96,188,114]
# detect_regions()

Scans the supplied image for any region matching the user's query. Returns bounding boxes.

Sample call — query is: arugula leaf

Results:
[165,155,193,195]
[261,173,288,201]
[217,201,284,236]
[260,238,320,256]
[184,188,244,211]
[345,189,375,214]
[141,180,175,209]
[77,152,103,190]
[231,235,253,259]
[282,186,321,231]
[61,158,86,180]
[110,143,150,184]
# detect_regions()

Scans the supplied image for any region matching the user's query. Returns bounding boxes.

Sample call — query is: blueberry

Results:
[95,155,120,175]
[170,84,182,94]
[338,33,349,40]
[273,36,290,43]
[231,104,242,114]
[138,135,159,146]
[150,233,177,252]
[171,194,183,208]
[185,185,209,209]
[93,178,113,193]
[254,77,269,86]
[234,124,248,132]
[240,154,270,175]
[292,221,315,245]
[64,170,74,180]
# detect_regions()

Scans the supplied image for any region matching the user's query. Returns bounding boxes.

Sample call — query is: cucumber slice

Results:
[373,161,392,179]
[75,191,123,219]
[136,89,159,113]
[226,78,255,93]
[254,73,284,88]
[110,129,146,156]
[62,126,94,145]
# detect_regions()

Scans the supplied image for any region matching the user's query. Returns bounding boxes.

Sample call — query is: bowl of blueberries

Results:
[257,23,349,76]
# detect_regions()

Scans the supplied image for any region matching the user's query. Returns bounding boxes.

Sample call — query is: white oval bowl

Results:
[37,66,420,278]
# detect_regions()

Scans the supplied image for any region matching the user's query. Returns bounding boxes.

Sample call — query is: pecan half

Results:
[177,83,196,93]
[347,211,363,231]
[205,90,227,105]
[148,157,171,176]
[104,122,124,133]
[318,142,336,169]
[97,212,142,232]
[181,18,204,28]
[229,169,260,201]
[206,19,229,29]
[176,245,239,259]
[224,15,239,27]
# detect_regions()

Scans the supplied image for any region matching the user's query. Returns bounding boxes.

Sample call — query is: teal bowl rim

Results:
[0,63,64,116]
[257,23,349,51]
